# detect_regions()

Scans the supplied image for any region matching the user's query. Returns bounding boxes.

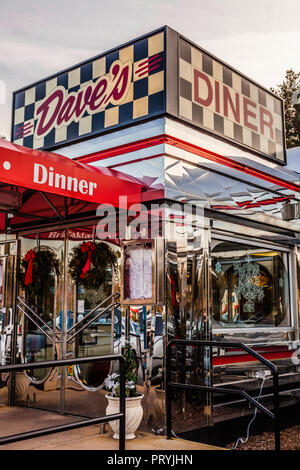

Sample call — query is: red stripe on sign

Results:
[138,54,160,68]
[17,122,33,131]
[18,122,32,132]
[138,64,162,78]
[16,124,33,135]
[136,57,163,75]
[22,129,34,138]
[16,125,33,137]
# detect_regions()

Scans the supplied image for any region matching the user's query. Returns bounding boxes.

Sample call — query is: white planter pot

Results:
[105,394,144,440]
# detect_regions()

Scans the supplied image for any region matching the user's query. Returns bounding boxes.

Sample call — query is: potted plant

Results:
[105,343,143,440]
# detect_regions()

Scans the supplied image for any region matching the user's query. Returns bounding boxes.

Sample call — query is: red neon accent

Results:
[76,134,300,194]
[213,350,294,366]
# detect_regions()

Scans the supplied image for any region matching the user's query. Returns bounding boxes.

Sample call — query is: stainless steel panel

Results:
[164,156,300,231]
[165,223,212,432]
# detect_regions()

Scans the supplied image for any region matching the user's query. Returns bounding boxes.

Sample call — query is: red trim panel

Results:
[213,350,294,366]
[76,134,300,194]
[76,135,166,164]
[164,135,300,193]
[108,153,164,169]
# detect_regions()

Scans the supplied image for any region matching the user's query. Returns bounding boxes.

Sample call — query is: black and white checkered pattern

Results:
[12,31,165,151]
[178,38,285,162]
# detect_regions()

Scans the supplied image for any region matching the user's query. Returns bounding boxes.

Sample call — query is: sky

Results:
[1,0,300,138]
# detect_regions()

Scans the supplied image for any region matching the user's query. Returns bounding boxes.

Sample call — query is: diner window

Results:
[211,240,290,328]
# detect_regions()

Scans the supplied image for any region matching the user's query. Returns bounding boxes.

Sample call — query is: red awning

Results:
[0,139,144,208]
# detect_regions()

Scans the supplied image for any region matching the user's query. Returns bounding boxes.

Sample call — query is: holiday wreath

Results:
[69,241,119,290]
[18,247,61,301]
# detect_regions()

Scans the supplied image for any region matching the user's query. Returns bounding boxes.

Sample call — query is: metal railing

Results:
[17,296,61,343]
[17,292,121,344]
[166,339,280,451]
[0,354,126,450]
[66,292,120,342]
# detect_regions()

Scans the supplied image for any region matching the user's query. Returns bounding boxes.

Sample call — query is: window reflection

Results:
[212,241,289,328]
[19,234,64,384]
[67,228,120,389]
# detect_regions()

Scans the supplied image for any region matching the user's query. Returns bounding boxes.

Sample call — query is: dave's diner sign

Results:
[178,37,285,163]
[12,29,165,151]
[11,27,286,164]
[34,60,132,141]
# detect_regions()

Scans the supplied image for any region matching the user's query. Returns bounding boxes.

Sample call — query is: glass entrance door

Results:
[9,226,131,418]
[0,242,17,406]
[16,233,64,411]
[63,228,121,416]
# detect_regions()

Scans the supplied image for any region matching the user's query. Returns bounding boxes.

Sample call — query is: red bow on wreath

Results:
[80,242,96,279]
[24,249,36,285]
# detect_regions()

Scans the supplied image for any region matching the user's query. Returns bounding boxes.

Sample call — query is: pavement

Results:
[0,406,224,450]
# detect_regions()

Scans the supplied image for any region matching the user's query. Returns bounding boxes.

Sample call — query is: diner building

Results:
[0,26,300,435]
